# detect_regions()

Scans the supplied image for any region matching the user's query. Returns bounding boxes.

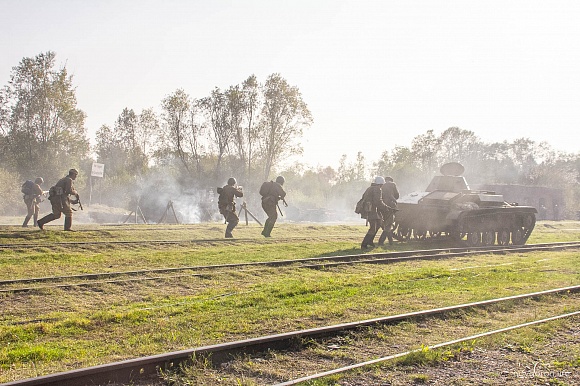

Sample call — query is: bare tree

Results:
[161,89,192,172]
[258,73,313,179]
[137,108,160,160]
[241,75,261,180]
[199,88,232,177]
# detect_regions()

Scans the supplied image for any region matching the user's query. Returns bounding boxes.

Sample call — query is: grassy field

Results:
[0,221,579,383]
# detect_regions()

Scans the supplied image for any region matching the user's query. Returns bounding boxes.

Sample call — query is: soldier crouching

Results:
[37,168,79,231]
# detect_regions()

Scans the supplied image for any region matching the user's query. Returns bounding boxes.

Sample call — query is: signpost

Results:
[90,163,105,205]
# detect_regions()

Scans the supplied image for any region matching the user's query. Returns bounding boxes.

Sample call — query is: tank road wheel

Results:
[466,231,482,247]
[397,227,411,241]
[482,231,496,246]
[511,228,525,245]
[428,230,442,239]
[497,229,510,245]
[413,230,427,240]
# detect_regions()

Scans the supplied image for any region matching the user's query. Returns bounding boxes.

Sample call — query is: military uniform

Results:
[217,183,243,238]
[260,178,286,237]
[37,169,79,231]
[360,179,392,249]
[378,178,399,245]
[22,179,44,227]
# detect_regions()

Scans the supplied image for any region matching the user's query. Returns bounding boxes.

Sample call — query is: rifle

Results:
[71,194,83,211]
[277,196,288,216]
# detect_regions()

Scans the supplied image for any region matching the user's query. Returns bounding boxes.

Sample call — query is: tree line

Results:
[1,51,578,219]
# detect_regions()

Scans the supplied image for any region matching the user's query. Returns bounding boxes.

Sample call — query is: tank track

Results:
[393,211,536,246]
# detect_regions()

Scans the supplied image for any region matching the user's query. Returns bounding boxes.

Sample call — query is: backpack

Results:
[21,180,35,195]
[259,181,271,197]
[355,191,372,218]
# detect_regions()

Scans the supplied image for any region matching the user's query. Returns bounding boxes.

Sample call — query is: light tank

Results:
[393,162,537,246]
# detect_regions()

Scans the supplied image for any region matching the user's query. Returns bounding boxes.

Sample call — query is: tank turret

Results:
[394,162,537,246]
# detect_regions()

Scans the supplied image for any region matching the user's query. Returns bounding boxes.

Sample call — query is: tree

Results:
[160,89,192,173]
[0,51,89,180]
[240,75,261,181]
[199,88,232,178]
[137,108,160,160]
[411,129,438,173]
[258,73,313,179]
[437,127,481,165]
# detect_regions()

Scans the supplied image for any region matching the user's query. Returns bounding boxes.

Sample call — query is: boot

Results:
[23,215,32,227]
[33,213,38,228]
[64,217,74,231]
[261,220,274,238]
[387,231,394,245]
[378,230,387,245]
[37,213,56,230]
[361,233,374,249]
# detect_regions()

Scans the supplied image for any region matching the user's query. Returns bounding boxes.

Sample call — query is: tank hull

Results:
[394,201,536,245]
[392,164,537,246]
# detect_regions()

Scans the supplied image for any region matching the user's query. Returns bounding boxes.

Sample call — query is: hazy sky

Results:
[1,0,579,168]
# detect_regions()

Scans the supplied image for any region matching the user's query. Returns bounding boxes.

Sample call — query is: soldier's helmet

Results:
[374,176,385,185]
[34,177,44,185]
[227,177,236,186]
[275,175,285,185]
[69,168,79,176]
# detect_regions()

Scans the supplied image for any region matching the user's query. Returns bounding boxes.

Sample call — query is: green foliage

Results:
[0,168,23,215]
[0,51,90,182]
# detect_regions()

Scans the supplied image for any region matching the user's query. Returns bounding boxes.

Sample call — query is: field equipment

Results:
[393,162,537,246]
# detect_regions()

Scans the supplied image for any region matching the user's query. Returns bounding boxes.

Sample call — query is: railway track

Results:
[0,235,361,249]
[3,285,579,386]
[2,241,579,293]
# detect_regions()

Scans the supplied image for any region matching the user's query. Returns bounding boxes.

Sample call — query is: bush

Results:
[0,168,24,215]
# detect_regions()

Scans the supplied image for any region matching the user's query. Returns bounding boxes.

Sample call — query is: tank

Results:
[393,162,537,246]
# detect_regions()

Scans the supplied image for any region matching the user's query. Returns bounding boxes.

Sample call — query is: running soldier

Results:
[259,176,287,237]
[378,176,399,245]
[359,176,392,249]
[21,177,44,227]
[37,169,80,231]
[217,177,244,238]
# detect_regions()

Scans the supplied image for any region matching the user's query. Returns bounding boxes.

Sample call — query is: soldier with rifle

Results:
[21,177,45,227]
[259,175,287,237]
[378,176,399,245]
[37,168,81,231]
[359,176,393,249]
[217,177,244,238]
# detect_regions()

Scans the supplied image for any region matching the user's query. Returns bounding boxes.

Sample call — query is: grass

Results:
[0,221,578,383]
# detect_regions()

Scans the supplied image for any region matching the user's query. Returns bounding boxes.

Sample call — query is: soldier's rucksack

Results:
[259,181,271,197]
[354,194,372,218]
[21,180,35,195]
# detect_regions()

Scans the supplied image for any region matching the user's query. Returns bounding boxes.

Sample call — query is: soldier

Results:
[259,175,287,237]
[37,169,80,231]
[217,177,244,238]
[22,177,44,227]
[378,176,400,245]
[360,176,392,249]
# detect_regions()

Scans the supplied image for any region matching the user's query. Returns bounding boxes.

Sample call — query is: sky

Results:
[1,0,579,169]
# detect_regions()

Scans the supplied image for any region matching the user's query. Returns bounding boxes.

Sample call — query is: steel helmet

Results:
[68,168,79,176]
[275,175,285,185]
[34,177,44,185]
[227,177,236,186]
[374,176,385,185]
